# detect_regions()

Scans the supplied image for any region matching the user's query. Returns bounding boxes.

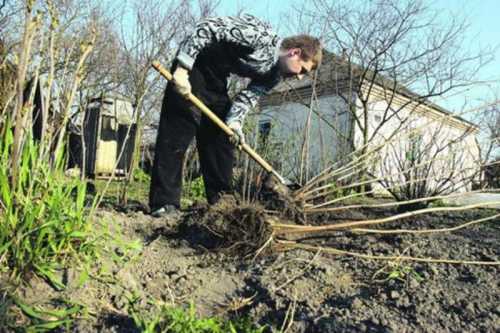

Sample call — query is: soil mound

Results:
[180,195,274,255]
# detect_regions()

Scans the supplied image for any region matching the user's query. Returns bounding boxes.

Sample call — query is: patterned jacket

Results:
[176,14,282,125]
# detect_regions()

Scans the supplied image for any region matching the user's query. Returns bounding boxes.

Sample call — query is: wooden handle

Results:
[151,60,279,176]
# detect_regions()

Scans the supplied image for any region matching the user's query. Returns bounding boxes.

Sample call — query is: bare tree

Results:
[5,0,99,185]
[282,0,492,184]
[11,2,42,181]
[77,10,126,100]
[0,38,16,117]
[476,105,500,162]
[117,0,219,125]
[0,1,21,40]
[473,102,500,188]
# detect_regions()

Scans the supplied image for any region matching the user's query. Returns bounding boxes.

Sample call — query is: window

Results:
[101,115,117,141]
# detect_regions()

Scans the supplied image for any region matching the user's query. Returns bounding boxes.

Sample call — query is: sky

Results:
[112,0,499,116]
[430,0,500,112]
[214,0,500,115]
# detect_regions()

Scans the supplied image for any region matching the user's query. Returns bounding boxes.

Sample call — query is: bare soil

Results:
[5,200,500,332]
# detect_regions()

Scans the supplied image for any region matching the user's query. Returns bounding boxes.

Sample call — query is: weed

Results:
[0,125,96,286]
[373,261,424,285]
[134,168,151,184]
[181,176,206,207]
[128,297,265,333]
[4,294,85,332]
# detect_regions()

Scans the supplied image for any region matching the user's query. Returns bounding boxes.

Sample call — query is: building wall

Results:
[356,96,481,195]
[260,81,480,195]
[259,94,353,182]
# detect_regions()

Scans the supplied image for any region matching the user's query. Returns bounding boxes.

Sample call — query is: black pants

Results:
[149,64,234,211]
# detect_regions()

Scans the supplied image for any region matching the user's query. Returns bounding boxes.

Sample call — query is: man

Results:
[149,14,322,217]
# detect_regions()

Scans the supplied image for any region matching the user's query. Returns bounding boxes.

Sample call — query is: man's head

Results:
[279,35,322,79]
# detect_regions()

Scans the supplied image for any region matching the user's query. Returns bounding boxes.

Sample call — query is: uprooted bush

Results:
[179,195,274,256]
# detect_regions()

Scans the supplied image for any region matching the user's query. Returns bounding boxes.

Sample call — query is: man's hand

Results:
[227,120,245,147]
[172,67,191,96]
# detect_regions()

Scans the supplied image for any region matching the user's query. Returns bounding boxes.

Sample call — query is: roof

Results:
[262,51,478,130]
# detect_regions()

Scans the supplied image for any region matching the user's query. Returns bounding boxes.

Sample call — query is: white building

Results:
[258,54,480,195]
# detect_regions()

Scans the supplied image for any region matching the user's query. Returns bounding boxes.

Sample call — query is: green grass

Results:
[181,176,207,208]
[5,296,86,332]
[372,261,423,285]
[93,171,206,209]
[4,295,265,332]
[0,126,96,286]
[128,299,265,333]
[94,177,149,205]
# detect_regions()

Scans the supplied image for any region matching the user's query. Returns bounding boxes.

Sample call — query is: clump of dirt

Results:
[181,195,275,256]
[259,175,305,223]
